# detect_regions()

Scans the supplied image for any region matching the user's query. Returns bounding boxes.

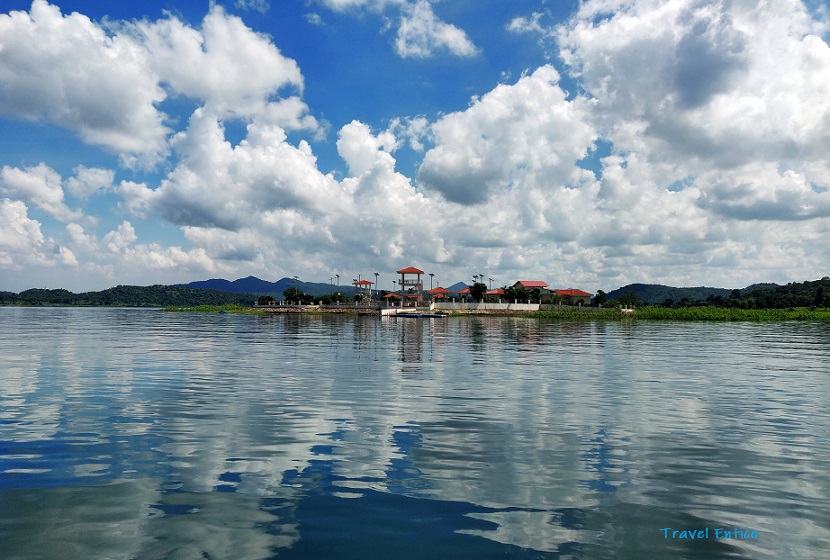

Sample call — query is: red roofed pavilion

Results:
[427,287,450,300]
[485,288,505,302]
[353,279,374,300]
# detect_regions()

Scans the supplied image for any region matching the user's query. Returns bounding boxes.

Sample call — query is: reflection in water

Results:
[1,309,829,559]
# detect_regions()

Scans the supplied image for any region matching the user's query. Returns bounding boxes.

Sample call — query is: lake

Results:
[1,307,829,559]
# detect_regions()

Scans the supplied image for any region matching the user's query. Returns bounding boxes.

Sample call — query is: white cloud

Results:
[0,199,76,269]
[418,65,597,205]
[316,0,476,58]
[0,163,83,222]
[557,0,830,220]
[0,2,316,167]
[235,0,270,13]
[119,108,349,233]
[317,0,405,12]
[305,13,324,26]
[66,166,115,199]
[394,0,478,58]
[133,5,308,121]
[0,0,168,162]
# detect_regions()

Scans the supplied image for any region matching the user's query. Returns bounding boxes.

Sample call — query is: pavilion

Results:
[353,279,374,300]
[396,266,425,305]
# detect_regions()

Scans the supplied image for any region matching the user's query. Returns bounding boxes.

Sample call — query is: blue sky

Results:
[1,0,829,293]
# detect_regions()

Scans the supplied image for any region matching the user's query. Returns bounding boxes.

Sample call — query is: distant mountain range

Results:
[178,276,358,298]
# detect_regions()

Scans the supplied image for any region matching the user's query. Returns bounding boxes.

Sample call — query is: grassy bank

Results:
[628,306,830,321]
[163,304,256,313]
[527,306,830,321]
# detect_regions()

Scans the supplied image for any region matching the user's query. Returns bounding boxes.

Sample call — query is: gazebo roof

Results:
[396,266,424,274]
[455,287,471,295]
[353,279,374,286]
[486,288,505,295]
[428,287,450,295]
[383,292,402,299]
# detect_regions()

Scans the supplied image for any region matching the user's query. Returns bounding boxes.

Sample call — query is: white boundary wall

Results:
[432,302,540,311]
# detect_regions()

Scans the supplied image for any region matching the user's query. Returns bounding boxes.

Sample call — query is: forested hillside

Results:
[0,285,256,307]
[609,278,830,308]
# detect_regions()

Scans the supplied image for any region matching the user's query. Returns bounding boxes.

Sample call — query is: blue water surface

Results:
[1,308,829,559]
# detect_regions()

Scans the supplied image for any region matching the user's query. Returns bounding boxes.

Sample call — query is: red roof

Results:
[486,288,505,295]
[383,293,402,299]
[428,287,449,295]
[455,287,471,294]
[353,279,374,286]
[515,280,549,288]
[396,266,424,274]
[555,289,592,297]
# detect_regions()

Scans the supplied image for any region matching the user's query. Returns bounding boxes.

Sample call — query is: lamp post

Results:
[374,272,379,300]
[429,273,434,290]
[488,277,493,289]
[330,277,334,295]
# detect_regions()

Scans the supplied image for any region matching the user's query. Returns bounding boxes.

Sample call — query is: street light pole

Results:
[429,273,434,290]
[374,272,379,300]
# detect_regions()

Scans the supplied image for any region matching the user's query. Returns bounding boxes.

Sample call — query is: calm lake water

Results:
[1,307,829,559]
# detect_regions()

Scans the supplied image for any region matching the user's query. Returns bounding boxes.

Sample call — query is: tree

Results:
[595,290,607,306]
[470,282,487,302]
[257,295,276,306]
[619,292,639,307]
[282,287,306,304]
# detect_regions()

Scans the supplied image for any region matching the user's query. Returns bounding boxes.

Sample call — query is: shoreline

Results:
[161,304,830,321]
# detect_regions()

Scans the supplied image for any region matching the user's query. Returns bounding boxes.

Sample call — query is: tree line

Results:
[633,277,830,309]
[0,285,256,307]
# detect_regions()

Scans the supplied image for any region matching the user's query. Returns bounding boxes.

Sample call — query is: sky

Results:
[1,0,829,293]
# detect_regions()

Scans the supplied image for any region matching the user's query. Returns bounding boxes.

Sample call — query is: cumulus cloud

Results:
[0,0,168,162]
[394,0,478,58]
[132,5,307,121]
[317,0,405,12]
[557,0,830,220]
[235,0,270,13]
[0,163,83,222]
[418,65,597,205]
[0,1,316,167]
[315,0,476,58]
[66,166,115,199]
[0,199,76,269]
[119,107,349,232]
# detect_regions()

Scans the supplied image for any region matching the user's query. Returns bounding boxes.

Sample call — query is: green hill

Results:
[608,278,830,308]
[0,285,257,307]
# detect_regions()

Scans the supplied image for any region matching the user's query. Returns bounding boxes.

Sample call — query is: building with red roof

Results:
[427,287,450,300]
[513,280,549,289]
[555,289,593,305]
[485,288,505,302]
